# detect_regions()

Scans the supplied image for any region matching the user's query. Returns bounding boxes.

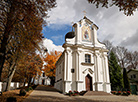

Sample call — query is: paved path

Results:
[23,85,138,102]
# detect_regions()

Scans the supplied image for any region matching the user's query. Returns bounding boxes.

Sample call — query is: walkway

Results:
[23,85,138,102]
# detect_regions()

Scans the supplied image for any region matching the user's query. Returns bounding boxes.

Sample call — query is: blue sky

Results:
[42,0,138,52]
[42,25,71,45]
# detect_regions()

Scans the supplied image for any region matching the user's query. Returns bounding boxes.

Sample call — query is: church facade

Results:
[54,16,111,93]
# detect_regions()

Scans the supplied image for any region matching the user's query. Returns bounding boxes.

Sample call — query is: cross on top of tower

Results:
[83,10,87,17]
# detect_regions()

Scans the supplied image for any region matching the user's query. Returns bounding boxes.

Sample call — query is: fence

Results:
[0,82,28,92]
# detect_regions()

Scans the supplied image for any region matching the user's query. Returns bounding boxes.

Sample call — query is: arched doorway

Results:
[85,74,92,91]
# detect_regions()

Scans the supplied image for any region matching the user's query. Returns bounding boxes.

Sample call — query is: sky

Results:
[42,0,138,52]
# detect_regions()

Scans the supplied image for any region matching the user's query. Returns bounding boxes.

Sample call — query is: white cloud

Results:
[47,0,138,51]
[51,35,63,42]
[42,38,64,53]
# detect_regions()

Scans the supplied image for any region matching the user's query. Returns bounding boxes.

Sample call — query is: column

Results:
[95,52,103,91]
[104,53,111,93]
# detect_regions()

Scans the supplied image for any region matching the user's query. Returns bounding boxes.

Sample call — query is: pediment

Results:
[82,68,93,75]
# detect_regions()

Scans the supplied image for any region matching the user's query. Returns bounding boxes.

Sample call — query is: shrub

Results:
[127,91,131,95]
[111,91,117,95]
[116,91,121,95]
[29,87,33,90]
[73,90,79,96]
[122,91,128,96]
[66,90,79,96]
[25,88,30,92]
[7,97,17,102]
[69,90,73,96]
[20,89,26,96]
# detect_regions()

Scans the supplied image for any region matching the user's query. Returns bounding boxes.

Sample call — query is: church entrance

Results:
[85,74,92,91]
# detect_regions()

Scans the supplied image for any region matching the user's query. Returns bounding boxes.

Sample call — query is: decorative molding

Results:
[82,68,94,75]
[64,80,72,83]
[76,80,83,83]
[94,82,103,84]
[81,62,94,66]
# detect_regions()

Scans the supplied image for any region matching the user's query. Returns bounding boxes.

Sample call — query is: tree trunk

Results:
[28,77,32,87]
[5,62,16,91]
[23,78,26,87]
[0,1,16,81]
[0,32,9,81]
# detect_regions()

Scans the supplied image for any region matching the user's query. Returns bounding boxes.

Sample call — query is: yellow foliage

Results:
[44,50,62,78]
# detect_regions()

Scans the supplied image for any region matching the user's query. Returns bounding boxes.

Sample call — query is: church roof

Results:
[65,31,75,39]
[81,16,99,30]
[83,16,93,24]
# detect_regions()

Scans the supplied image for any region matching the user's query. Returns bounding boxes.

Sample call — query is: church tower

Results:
[55,16,111,93]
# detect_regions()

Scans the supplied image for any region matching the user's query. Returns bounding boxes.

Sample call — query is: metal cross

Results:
[83,10,87,17]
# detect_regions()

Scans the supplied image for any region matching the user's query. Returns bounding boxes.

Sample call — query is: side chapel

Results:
[54,16,111,93]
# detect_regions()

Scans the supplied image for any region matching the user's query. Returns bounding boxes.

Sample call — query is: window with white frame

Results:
[85,54,91,63]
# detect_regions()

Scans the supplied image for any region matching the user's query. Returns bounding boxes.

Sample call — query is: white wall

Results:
[0,82,28,92]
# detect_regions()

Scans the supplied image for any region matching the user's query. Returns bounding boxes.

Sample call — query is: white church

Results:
[54,16,111,94]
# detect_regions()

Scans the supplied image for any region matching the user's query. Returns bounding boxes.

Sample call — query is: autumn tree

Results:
[0,0,56,81]
[44,51,62,86]
[13,53,43,86]
[87,0,138,16]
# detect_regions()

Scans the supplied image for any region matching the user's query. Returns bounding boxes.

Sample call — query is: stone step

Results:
[84,91,112,96]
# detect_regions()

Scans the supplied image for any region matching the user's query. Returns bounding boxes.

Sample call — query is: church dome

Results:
[65,31,75,39]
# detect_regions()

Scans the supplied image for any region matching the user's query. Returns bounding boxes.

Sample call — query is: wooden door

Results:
[85,74,92,91]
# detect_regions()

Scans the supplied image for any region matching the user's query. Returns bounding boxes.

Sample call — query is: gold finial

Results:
[83,10,87,17]
[70,22,74,31]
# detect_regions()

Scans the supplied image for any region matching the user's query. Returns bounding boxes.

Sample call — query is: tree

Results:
[102,40,114,55]
[87,0,138,16]
[127,51,138,70]
[114,46,129,69]
[109,51,123,90]
[123,68,130,91]
[15,54,43,87]
[0,0,56,81]
[43,51,62,86]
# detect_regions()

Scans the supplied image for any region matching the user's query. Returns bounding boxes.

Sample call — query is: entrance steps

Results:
[80,91,112,96]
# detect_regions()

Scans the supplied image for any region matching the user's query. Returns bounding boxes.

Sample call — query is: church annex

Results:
[54,16,111,93]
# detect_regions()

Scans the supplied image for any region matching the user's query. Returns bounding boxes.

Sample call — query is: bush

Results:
[66,90,79,96]
[69,90,73,96]
[29,87,33,90]
[127,91,131,95]
[111,91,117,95]
[116,91,121,95]
[20,89,26,96]
[122,91,128,96]
[7,97,17,102]
[25,88,30,92]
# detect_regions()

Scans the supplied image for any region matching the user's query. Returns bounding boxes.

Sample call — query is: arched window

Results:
[85,54,91,63]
